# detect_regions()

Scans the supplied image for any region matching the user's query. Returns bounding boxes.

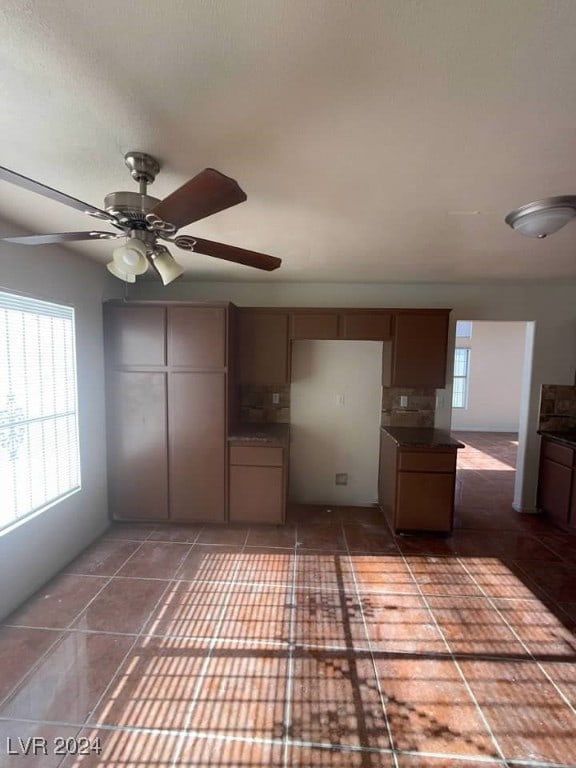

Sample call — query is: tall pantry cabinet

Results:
[104,302,234,522]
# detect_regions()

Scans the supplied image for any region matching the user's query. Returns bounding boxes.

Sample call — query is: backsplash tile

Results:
[240,384,290,424]
[538,385,576,431]
[381,386,436,428]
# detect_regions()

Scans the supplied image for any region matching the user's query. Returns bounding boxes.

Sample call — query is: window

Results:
[0,291,80,532]
[455,320,473,339]
[452,347,470,408]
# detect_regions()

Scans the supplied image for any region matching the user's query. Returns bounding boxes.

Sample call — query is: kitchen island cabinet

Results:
[379,427,463,533]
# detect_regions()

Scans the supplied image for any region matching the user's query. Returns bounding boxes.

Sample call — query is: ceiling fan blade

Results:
[0,231,120,245]
[0,165,118,224]
[175,235,281,271]
[150,168,247,230]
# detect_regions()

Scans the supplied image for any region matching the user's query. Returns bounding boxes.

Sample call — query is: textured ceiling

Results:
[2,0,576,283]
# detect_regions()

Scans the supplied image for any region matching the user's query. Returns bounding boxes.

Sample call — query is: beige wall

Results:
[452,321,527,432]
[289,340,382,504]
[0,240,117,620]
[132,278,576,513]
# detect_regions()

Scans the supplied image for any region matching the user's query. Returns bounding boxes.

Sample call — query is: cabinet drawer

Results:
[542,439,574,468]
[398,451,456,473]
[229,445,283,466]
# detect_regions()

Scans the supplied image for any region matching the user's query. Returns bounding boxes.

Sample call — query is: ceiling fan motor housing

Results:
[104,191,160,229]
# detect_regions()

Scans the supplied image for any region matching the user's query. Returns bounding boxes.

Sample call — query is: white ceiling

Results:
[2,0,576,283]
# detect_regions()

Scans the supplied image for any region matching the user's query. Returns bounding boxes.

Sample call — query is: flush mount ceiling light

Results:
[505,196,576,238]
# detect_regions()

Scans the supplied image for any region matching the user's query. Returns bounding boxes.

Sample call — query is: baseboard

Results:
[512,502,539,514]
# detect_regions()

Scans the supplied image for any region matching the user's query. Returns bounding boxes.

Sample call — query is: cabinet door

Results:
[396,472,454,532]
[540,458,571,526]
[105,305,166,367]
[169,372,226,522]
[229,465,284,523]
[392,313,449,388]
[341,312,392,340]
[107,371,168,520]
[168,306,226,369]
[290,312,339,339]
[239,311,289,384]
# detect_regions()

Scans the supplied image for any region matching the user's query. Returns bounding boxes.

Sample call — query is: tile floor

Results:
[1,432,575,767]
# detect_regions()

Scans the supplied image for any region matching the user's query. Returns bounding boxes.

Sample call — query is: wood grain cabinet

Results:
[228,445,286,523]
[104,301,231,524]
[238,311,289,385]
[340,312,392,340]
[290,312,339,340]
[538,436,576,530]
[391,311,450,388]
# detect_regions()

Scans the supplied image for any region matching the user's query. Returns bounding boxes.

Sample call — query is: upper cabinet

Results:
[290,312,339,340]
[391,311,450,388]
[340,312,392,341]
[168,306,227,369]
[238,310,289,385]
[105,304,166,367]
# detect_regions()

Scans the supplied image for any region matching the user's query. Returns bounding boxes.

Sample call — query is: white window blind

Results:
[452,347,470,409]
[0,291,81,532]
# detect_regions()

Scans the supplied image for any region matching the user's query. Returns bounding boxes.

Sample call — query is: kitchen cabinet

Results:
[390,311,450,388]
[104,301,231,523]
[228,445,286,523]
[340,312,392,340]
[379,427,462,533]
[538,435,576,530]
[238,310,289,384]
[290,312,339,340]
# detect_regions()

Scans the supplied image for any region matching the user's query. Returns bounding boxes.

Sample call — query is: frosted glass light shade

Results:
[150,247,184,285]
[112,238,148,275]
[106,261,136,282]
[505,197,576,238]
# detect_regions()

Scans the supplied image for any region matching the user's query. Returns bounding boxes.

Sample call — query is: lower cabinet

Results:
[229,445,286,523]
[538,436,576,530]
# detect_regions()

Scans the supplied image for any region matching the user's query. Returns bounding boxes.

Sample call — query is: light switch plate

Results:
[400,395,408,407]
[272,392,280,404]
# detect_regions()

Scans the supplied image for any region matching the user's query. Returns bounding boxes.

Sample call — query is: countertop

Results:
[228,423,290,447]
[537,429,576,449]
[381,426,465,449]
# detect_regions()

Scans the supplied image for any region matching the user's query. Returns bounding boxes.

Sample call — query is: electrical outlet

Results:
[335,473,348,485]
[399,395,408,407]
[336,393,345,406]
[272,392,280,405]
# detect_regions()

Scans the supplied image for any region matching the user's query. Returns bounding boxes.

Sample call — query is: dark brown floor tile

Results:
[64,538,142,576]
[72,578,167,634]
[395,536,460,558]
[496,534,562,562]
[541,660,576,707]
[426,595,527,657]
[178,733,284,766]
[407,555,484,596]
[460,658,576,765]
[462,557,546,600]
[218,584,291,645]
[103,523,157,540]
[89,637,208,729]
[0,627,61,702]
[286,504,342,525]
[288,743,393,766]
[3,574,108,629]
[297,524,347,551]
[396,757,502,768]
[344,525,398,554]
[515,560,576,602]
[246,524,296,548]
[60,726,180,767]
[339,506,387,525]
[0,632,133,723]
[495,598,576,658]
[374,656,498,759]
[364,593,446,654]
[0,721,80,768]
[351,554,419,594]
[234,547,295,586]
[116,541,191,579]
[295,551,356,591]
[176,544,245,582]
[187,648,287,740]
[197,526,249,546]
[145,580,230,638]
[294,589,369,649]
[147,523,204,542]
[290,649,389,749]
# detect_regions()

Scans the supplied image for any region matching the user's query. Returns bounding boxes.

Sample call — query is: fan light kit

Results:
[0,151,281,284]
[505,195,576,238]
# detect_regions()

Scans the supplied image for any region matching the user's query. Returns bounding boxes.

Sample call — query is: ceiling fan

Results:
[0,152,281,284]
